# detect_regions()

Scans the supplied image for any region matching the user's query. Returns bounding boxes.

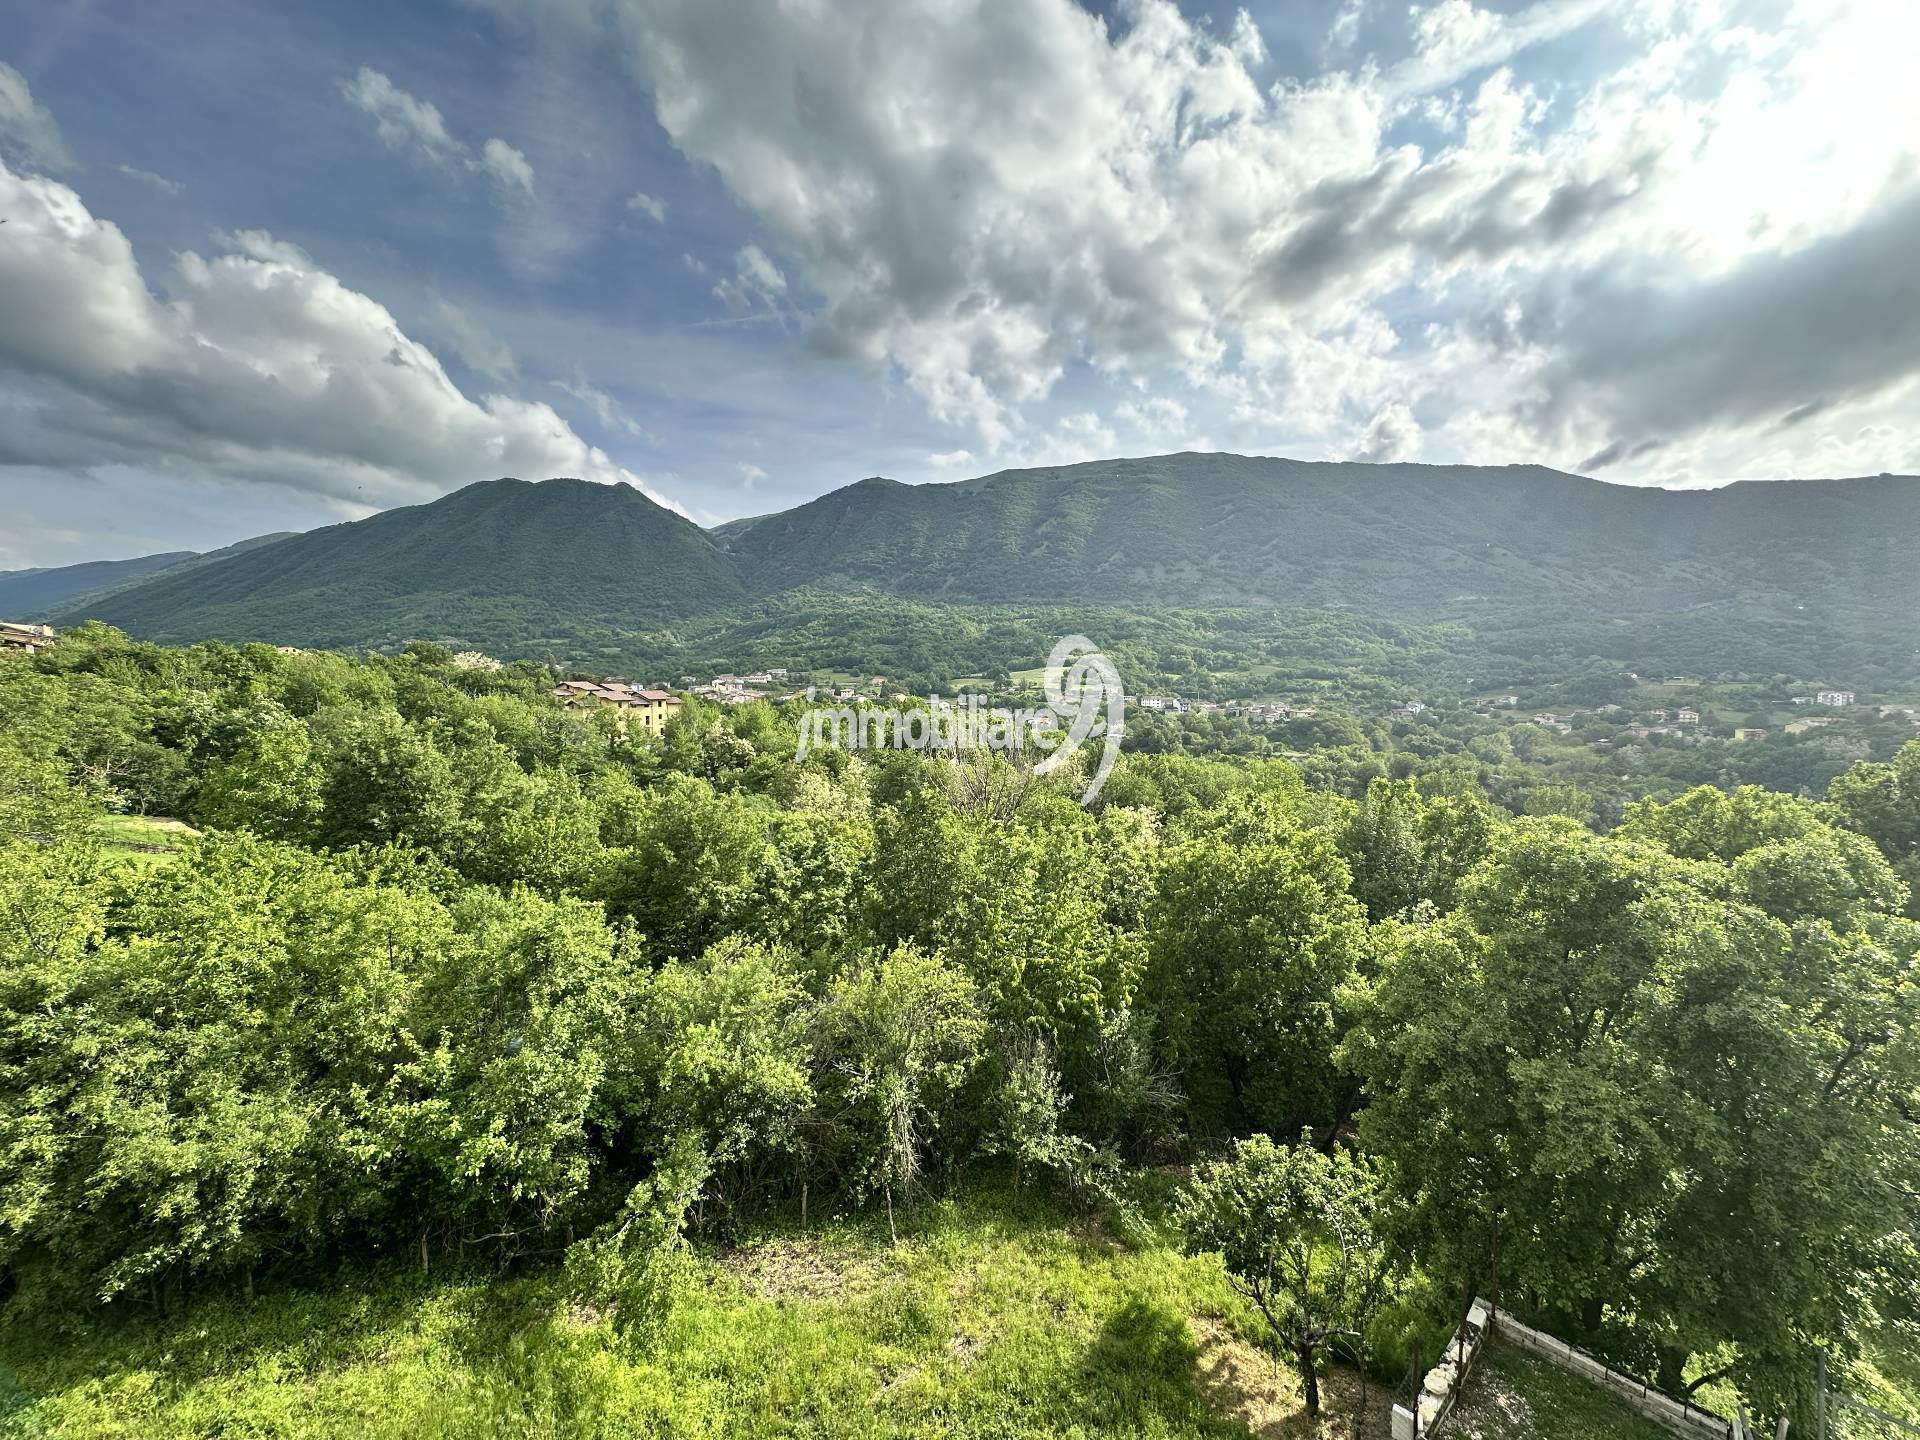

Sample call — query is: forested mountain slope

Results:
[69,456,1920,652]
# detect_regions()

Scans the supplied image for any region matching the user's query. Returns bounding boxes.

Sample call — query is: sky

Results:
[2,0,1918,568]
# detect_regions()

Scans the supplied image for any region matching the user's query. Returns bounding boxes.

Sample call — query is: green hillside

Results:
[63,456,1920,659]
[2,534,299,620]
[1,550,197,619]
[74,479,743,650]
[719,455,1920,614]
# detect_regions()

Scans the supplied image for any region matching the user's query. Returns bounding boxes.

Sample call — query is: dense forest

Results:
[2,626,1918,1434]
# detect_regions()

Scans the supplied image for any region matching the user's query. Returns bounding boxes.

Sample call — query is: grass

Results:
[0,1189,1388,1440]
[1447,1339,1687,1440]
[93,814,196,872]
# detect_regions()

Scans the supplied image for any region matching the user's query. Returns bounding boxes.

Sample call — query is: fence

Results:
[1394,1299,1738,1440]
[1820,1356,1920,1440]
[1492,1308,1736,1440]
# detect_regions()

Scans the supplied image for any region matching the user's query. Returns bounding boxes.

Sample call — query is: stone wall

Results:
[1391,1298,1491,1440]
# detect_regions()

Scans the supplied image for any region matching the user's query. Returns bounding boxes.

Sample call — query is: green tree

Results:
[1148,798,1366,1137]
[1176,1134,1393,1416]
[813,944,985,1241]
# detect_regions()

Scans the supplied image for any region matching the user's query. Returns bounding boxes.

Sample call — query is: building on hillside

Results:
[1401,700,1428,715]
[1733,727,1768,742]
[552,679,682,734]
[1647,708,1670,723]
[1817,689,1856,707]
[1676,708,1700,725]
[0,621,56,654]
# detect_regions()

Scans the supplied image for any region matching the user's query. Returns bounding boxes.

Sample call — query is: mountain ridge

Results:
[60,455,1920,654]
[1,533,296,620]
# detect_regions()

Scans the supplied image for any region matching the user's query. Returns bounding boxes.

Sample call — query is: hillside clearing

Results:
[0,1193,1391,1440]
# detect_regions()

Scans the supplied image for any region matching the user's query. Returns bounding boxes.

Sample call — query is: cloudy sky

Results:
[3,0,1918,567]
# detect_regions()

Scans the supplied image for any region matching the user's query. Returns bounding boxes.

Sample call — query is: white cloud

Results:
[0,62,74,171]
[339,66,460,167]
[0,156,686,515]
[553,375,653,440]
[713,243,788,315]
[587,0,1920,480]
[113,164,184,196]
[426,295,517,381]
[736,461,766,488]
[927,448,976,470]
[626,189,667,223]
[340,67,536,205]
[478,136,534,194]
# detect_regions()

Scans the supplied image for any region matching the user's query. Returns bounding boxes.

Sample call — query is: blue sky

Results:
[3,0,1918,567]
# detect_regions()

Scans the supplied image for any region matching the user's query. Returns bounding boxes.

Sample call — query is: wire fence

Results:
[1820,1357,1920,1440]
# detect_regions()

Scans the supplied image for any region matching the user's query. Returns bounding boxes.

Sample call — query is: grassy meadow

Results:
[0,1189,1398,1440]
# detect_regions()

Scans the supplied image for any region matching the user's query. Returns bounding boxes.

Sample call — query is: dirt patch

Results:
[1189,1318,1395,1440]
[719,1239,874,1302]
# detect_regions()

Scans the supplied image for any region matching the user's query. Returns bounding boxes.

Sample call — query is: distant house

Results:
[552,679,682,734]
[768,668,788,680]
[1817,689,1856,707]
[1401,700,1428,716]
[1676,708,1700,725]
[1647,708,1670,723]
[1734,727,1768,742]
[0,621,56,655]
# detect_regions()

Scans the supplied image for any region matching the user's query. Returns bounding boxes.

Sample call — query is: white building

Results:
[1817,690,1856,707]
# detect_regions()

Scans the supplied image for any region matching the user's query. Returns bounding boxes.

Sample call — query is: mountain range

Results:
[0,533,294,620]
[27,454,1920,657]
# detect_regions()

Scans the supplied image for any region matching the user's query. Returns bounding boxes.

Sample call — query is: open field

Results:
[93,814,197,871]
[0,1191,1394,1440]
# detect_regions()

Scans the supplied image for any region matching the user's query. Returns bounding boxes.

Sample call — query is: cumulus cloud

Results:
[339,66,460,166]
[0,62,73,171]
[0,157,683,514]
[478,136,534,193]
[581,0,1920,479]
[626,189,667,223]
[340,66,534,200]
